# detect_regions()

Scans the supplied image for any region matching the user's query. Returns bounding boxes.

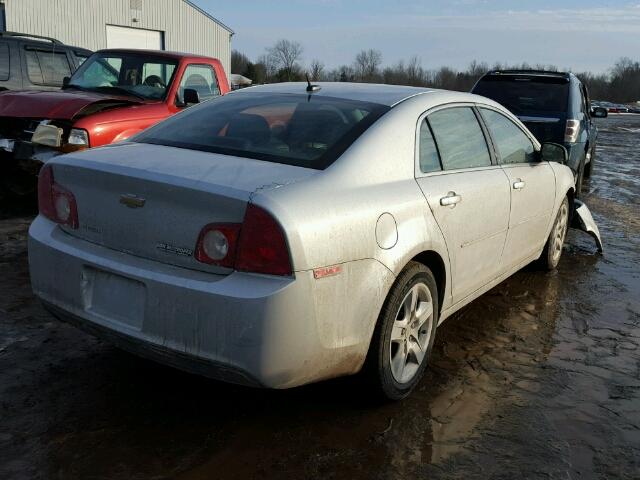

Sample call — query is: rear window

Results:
[473,76,569,114]
[135,92,390,169]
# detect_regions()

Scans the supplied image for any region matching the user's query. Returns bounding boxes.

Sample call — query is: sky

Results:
[195,0,640,74]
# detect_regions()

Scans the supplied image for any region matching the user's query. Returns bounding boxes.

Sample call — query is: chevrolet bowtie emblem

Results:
[119,194,146,208]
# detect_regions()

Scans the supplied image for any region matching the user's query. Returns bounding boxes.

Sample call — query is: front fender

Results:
[571,200,603,253]
[112,128,145,143]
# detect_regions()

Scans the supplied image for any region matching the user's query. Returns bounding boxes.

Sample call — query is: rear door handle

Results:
[513,179,526,190]
[440,191,462,207]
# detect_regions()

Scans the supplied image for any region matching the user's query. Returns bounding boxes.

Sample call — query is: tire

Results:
[364,261,439,401]
[584,146,595,178]
[539,197,569,270]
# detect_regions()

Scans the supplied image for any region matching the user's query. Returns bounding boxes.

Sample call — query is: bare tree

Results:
[256,53,277,82]
[353,49,382,82]
[231,50,250,75]
[308,59,325,81]
[267,39,304,81]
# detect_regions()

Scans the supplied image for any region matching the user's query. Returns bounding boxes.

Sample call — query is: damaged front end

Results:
[0,117,85,197]
[571,199,603,253]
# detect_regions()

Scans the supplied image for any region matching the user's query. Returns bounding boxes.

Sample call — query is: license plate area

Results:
[81,267,146,330]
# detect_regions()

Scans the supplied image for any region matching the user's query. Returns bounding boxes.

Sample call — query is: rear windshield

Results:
[473,76,569,115]
[134,92,390,169]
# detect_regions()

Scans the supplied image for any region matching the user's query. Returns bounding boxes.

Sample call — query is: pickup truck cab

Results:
[472,70,607,195]
[0,48,229,196]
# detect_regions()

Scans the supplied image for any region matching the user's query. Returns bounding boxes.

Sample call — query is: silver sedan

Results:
[28,82,600,400]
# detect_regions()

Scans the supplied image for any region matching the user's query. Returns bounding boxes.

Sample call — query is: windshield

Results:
[473,76,569,115]
[134,92,390,169]
[67,52,178,100]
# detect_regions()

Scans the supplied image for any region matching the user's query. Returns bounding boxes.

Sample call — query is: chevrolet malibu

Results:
[29,83,597,400]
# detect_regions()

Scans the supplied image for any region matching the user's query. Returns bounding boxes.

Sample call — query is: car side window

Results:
[0,43,9,81]
[418,119,441,173]
[480,108,535,164]
[427,107,491,170]
[178,64,220,104]
[25,48,71,85]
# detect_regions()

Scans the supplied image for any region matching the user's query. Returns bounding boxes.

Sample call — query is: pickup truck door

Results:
[415,106,511,304]
[478,107,556,270]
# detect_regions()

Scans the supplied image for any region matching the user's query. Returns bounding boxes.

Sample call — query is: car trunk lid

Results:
[52,142,316,274]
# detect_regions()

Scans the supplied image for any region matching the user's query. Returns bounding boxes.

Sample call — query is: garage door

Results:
[106,25,164,50]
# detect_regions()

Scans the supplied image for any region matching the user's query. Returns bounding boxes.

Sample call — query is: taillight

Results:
[194,224,240,267]
[37,164,79,229]
[564,119,580,143]
[236,204,292,276]
[194,204,292,276]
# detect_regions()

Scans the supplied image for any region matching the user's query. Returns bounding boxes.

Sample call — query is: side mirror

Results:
[591,106,608,118]
[183,88,200,106]
[540,142,568,164]
[62,76,70,88]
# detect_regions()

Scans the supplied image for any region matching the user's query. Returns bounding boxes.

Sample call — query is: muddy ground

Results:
[1,115,639,480]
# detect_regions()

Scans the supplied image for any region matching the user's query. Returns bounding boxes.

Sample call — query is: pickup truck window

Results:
[179,64,220,103]
[68,52,178,100]
[25,49,71,85]
[0,43,9,81]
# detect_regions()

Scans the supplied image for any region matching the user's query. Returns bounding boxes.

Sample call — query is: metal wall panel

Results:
[2,0,232,76]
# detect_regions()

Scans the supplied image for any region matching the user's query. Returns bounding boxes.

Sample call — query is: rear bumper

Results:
[41,300,262,387]
[28,216,389,388]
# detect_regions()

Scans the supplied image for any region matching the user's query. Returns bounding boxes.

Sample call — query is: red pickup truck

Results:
[0,48,229,197]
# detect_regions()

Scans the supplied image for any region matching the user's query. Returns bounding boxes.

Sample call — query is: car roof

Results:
[233,82,442,107]
[95,48,219,62]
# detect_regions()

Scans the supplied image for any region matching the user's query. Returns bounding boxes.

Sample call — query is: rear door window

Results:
[25,48,71,85]
[427,107,491,170]
[0,42,9,81]
[418,119,441,173]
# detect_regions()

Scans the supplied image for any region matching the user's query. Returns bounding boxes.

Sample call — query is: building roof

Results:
[240,82,436,106]
[183,0,234,34]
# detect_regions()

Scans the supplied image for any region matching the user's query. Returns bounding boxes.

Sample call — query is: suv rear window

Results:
[135,93,390,169]
[473,76,569,114]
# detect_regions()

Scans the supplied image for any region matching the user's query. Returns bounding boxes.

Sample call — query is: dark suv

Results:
[0,31,91,92]
[472,70,607,194]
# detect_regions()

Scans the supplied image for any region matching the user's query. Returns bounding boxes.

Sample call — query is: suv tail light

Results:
[564,119,580,143]
[37,164,79,229]
[195,204,292,276]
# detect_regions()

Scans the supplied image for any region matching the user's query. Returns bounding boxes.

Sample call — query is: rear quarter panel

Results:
[255,94,454,313]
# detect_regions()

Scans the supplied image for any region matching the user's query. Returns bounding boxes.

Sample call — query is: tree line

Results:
[232,39,640,103]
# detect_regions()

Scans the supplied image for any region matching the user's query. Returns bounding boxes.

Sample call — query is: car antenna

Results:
[306,74,321,93]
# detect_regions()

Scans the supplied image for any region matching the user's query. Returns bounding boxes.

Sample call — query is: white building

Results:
[0,0,233,75]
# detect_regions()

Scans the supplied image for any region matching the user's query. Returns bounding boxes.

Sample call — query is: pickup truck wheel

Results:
[584,146,595,178]
[539,197,569,270]
[364,261,438,401]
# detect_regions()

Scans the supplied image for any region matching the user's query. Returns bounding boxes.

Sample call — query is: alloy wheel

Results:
[389,283,434,384]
